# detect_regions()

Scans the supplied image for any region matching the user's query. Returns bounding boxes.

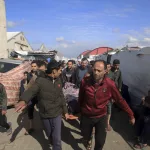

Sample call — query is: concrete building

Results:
[0,0,7,58]
[7,32,33,56]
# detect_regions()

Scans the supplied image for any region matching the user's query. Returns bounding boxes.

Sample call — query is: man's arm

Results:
[27,74,37,90]
[111,82,134,120]
[118,71,122,91]
[20,80,25,96]
[20,78,40,104]
[71,69,76,84]
[114,71,119,88]
[61,70,67,84]
[60,90,68,114]
[73,67,80,87]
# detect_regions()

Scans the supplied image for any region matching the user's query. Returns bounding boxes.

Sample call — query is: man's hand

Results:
[15,101,27,112]
[65,113,70,120]
[75,113,81,118]
[2,110,7,115]
[129,118,135,125]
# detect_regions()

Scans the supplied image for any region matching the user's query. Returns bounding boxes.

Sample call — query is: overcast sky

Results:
[6,0,150,57]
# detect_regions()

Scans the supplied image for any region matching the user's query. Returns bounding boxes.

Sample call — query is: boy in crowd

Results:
[106,63,115,131]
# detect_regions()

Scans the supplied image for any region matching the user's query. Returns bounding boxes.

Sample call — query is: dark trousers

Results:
[81,115,107,150]
[0,110,10,129]
[42,115,62,150]
[27,98,38,120]
[135,116,150,144]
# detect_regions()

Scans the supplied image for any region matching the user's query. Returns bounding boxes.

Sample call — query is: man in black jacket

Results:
[62,60,75,84]
[26,60,47,134]
[15,60,69,150]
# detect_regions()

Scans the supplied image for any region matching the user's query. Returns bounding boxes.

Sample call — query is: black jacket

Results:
[62,67,75,84]
[20,76,68,118]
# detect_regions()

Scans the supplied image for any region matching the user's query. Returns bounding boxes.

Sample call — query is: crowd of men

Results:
[0,57,150,150]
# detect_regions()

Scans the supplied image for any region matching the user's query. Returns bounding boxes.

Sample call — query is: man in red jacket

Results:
[79,60,135,150]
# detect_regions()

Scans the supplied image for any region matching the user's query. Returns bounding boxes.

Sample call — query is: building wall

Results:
[7,32,33,56]
[0,0,8,58]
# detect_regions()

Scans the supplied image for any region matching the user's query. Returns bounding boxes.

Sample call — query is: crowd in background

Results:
[0,57,150,150]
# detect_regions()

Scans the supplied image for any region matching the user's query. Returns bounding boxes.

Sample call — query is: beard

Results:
[93,72,105,82]
[94,75,102,81]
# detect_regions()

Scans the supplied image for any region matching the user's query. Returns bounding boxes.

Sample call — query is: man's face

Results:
[67,62,73,69]
[93,62,106,81]
[107,64,111,72]
[81,60,88,68]
[114,64,120,70]
[39,65,47,72]
[53,68,62,78]
[31,63,38,71]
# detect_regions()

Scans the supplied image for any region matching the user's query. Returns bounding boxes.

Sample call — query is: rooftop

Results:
[7,32,21,41]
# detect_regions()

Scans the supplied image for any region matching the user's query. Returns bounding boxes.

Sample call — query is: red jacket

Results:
[78,76,134,119]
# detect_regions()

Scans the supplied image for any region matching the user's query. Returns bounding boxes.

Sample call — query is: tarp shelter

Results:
[97,48,150,105]
[0,61,31,105]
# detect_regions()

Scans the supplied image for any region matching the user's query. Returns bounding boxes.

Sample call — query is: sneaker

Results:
[86,140,92,150]
[48,143,52,150]
[7,122,12,135]
[82,139,92,150]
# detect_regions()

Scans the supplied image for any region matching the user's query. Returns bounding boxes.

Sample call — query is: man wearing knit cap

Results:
[15,60,69,150]
[112,59,122,92]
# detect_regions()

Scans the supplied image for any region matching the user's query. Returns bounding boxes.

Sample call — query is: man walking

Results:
[112,59,122,92]
[27,60,47,134]
[15,60,69,150]
[79,60,135,150]
[74,57,91,88]
[105,63,115,131]
[62,60,75,84]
